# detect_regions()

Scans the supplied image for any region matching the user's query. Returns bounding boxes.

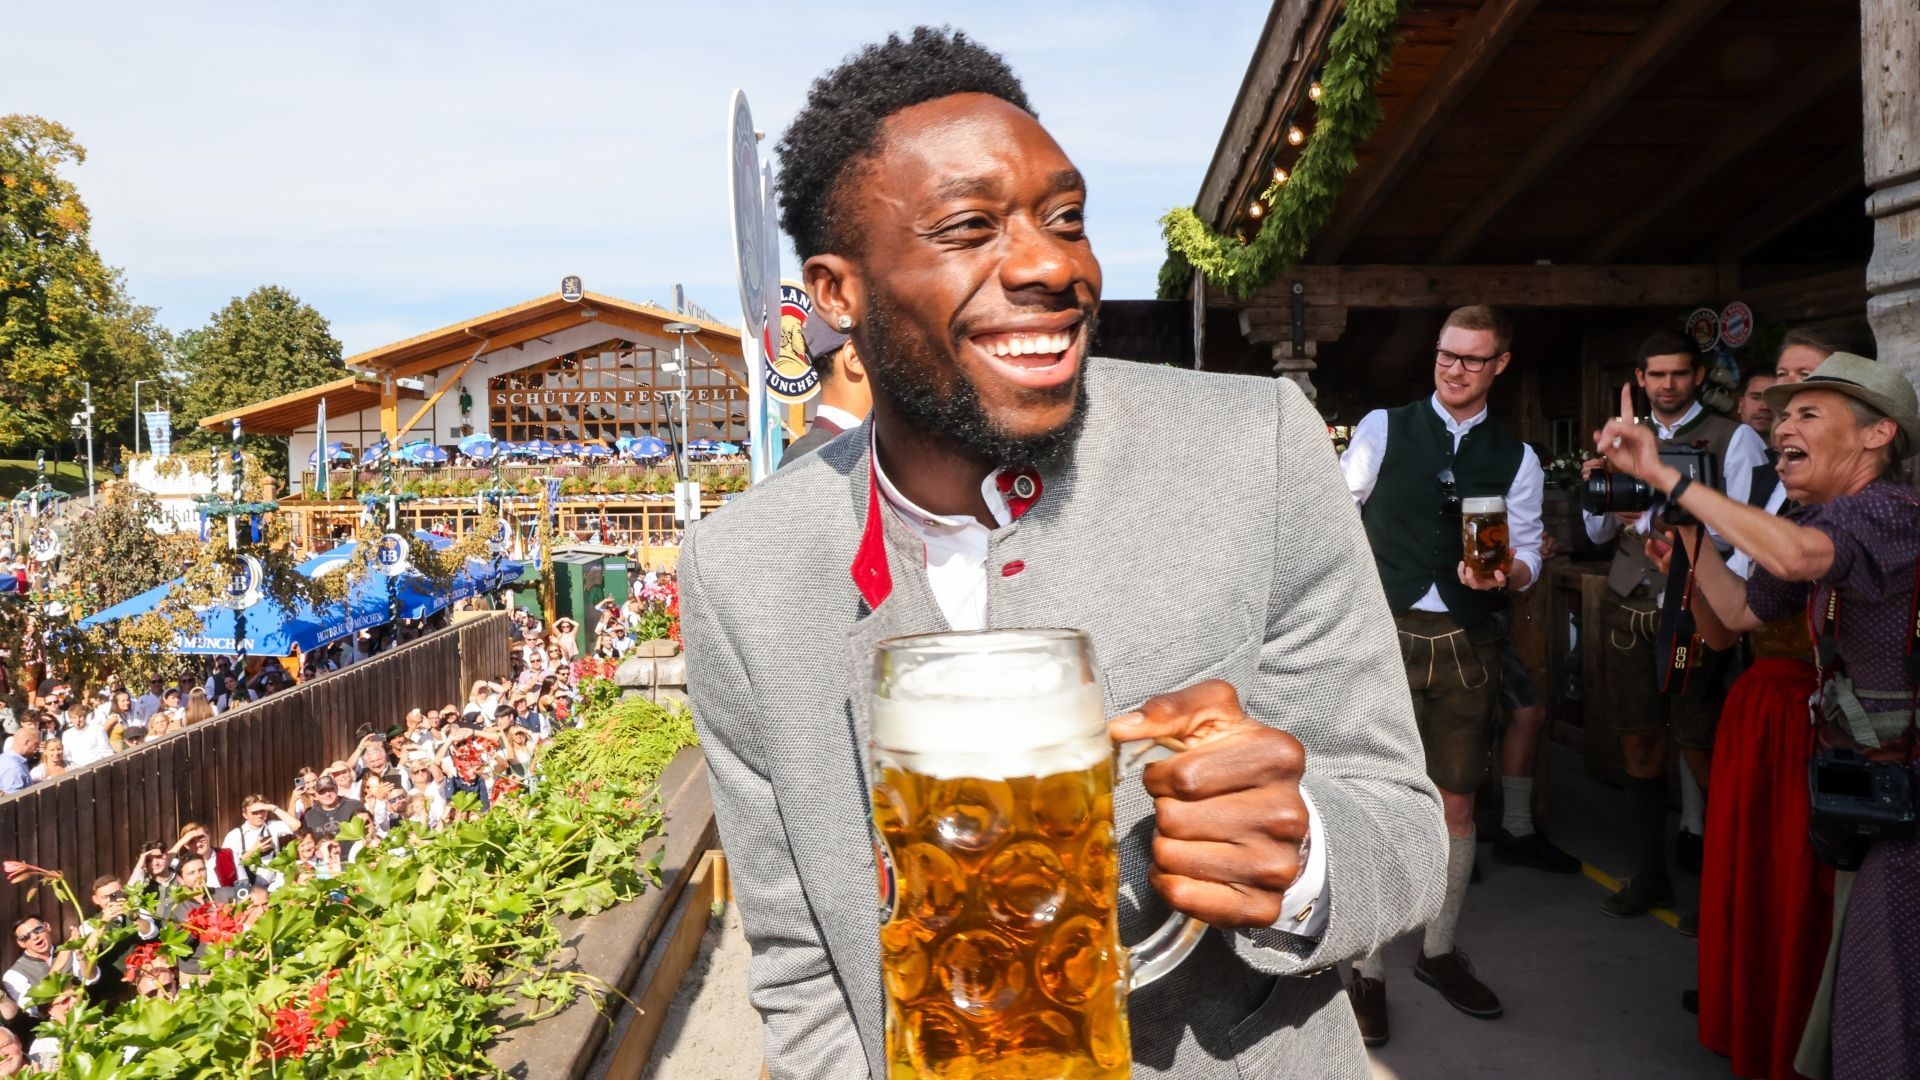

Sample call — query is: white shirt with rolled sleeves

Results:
[1580,400,1768,575]
[1338,395,1545,600]
[1725,475,1790,581]
[871,447,1332,939]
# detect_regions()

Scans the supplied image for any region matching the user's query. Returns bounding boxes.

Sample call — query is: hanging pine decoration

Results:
[1158,0,1404,300]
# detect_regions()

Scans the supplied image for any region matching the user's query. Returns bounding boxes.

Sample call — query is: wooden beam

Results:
[390,311,596,377]
[1703,145,1864,260]
[1579,53,1857,263]
[1741,266,1868,323]
[1217,2,1347,233]
[1312,0,1545,262]
[1237,305,1350,344]
[379,378,398,441]
[1233,263,1718,309]
[1428,0,1735,264]
[1196,1,1317,225]
[395,341,487,443]
[591,309,744,361]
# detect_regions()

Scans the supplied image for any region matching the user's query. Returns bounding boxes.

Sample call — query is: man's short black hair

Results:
[776,27,1033,262]
[1636,330,1700,371]
[811,342,845,380]
[1738,367,1775,394]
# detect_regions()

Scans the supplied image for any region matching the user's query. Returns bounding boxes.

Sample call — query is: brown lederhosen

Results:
[1395,610,1503,793]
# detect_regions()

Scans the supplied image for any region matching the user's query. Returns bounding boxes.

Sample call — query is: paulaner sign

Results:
[490,387,746,408]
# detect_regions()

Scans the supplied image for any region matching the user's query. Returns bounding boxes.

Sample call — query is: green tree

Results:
[0,115,170,456]
[62,480,194,609]
[178,285,342,478]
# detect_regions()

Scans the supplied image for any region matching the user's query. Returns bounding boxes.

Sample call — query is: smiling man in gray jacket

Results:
[680,28,1444,1079]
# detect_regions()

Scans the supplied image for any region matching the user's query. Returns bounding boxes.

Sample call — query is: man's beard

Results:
[859,283,1093,472]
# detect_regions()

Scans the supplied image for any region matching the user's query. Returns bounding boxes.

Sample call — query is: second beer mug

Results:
[1461,496,1511,577]
[870,629,1206,1079]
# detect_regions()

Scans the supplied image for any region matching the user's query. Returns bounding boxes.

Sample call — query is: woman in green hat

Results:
[1594,352,1920,1080]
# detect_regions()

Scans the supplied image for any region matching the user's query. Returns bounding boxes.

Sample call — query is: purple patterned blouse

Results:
[1746,478,1920,710]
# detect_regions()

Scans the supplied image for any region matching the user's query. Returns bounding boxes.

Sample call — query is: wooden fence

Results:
[0,612,509,940]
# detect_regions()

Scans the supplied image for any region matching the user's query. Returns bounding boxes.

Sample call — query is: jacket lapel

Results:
[841,449,952,757]
[829,446,950,1058]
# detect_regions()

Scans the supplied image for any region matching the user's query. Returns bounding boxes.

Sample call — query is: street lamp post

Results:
[132,379,157,457]
[69,383,97,506]
[661,322,699,522]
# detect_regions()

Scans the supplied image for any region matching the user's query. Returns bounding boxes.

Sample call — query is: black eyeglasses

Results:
[1435,467,1462,516]
[1435,345,1502,372]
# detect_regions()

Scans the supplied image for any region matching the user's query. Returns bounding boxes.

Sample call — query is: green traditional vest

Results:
[1361,399,1525,630]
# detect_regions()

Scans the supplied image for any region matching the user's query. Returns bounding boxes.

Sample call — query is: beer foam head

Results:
[1462,496,1505,514]
[871,630,1108,780]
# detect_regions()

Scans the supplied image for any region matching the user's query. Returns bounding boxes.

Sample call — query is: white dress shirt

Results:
[815,404,865,433]
[1580,400,1767,580]
[872,446,1331,938]
[132,692,162,724]
[1725,468,1789,580]
[1339,395,1545,604]
[61,723,114,768]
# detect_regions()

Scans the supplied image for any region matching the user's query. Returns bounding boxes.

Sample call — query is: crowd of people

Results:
[1331,307,1919,1080]
[0,607,474,798]
[0,642,591,1073]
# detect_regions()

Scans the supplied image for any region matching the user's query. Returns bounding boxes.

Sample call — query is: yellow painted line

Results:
[1580,861,1681,931]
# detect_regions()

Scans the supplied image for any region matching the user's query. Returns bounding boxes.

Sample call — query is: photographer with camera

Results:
[1581,331,1768,920]
[76,875,158,996]
[1594,353,1920,1078]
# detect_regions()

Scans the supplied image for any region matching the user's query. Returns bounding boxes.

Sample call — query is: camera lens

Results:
[1579,471,1655,516]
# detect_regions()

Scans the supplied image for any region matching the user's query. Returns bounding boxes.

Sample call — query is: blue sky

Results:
[11,2,1265,356]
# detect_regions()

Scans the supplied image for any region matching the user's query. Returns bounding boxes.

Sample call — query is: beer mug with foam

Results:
[870,629,1208,1079]
[1460,496,1511,578]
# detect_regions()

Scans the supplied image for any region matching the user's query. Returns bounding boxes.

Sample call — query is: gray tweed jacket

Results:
[681,358,1445,1079]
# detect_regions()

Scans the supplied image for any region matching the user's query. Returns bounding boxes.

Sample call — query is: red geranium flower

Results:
[266,1004,316,1060]
[184,902,245,945]
[123,943,165,978]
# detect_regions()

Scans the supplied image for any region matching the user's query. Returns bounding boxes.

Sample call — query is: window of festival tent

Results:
[486,338,749,446]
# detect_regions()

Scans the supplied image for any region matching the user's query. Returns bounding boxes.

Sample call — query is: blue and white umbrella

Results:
[307,442,352,466]
[521,439,558,460]
[687,439,716,458]
[714,441,741,456]
[557,441,585,457]
[616,436,667,459]
[396,441,449,466]
[359,439,390,466]
[458,434,499,461]
[580,442,613,459]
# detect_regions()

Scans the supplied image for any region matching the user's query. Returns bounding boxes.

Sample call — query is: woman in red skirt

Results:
[1692,612,1831,1079]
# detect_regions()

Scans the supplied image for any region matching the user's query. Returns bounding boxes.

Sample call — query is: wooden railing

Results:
[0,613,510,939]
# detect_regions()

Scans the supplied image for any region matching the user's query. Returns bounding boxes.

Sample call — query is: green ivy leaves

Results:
[1158,0,1405,301]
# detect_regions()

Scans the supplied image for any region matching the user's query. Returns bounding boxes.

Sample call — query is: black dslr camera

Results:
[1808,744,1917,871]
[1579,445,1719,527]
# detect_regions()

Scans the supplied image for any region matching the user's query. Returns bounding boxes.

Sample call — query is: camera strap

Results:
[1655,537,1701,694]
[1806,540,1920,757]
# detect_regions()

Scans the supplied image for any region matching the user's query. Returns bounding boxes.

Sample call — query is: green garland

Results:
[1157,0,1404,301]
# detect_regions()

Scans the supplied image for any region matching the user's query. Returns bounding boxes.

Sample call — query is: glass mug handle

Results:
[1116,737,1211,991]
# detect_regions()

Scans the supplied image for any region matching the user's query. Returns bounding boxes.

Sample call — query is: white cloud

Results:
[14,1,1265,353]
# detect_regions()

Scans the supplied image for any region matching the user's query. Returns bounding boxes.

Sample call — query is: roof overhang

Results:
[342,291,744,379]
[1196,0,1339,229]
[198,375,424,436]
